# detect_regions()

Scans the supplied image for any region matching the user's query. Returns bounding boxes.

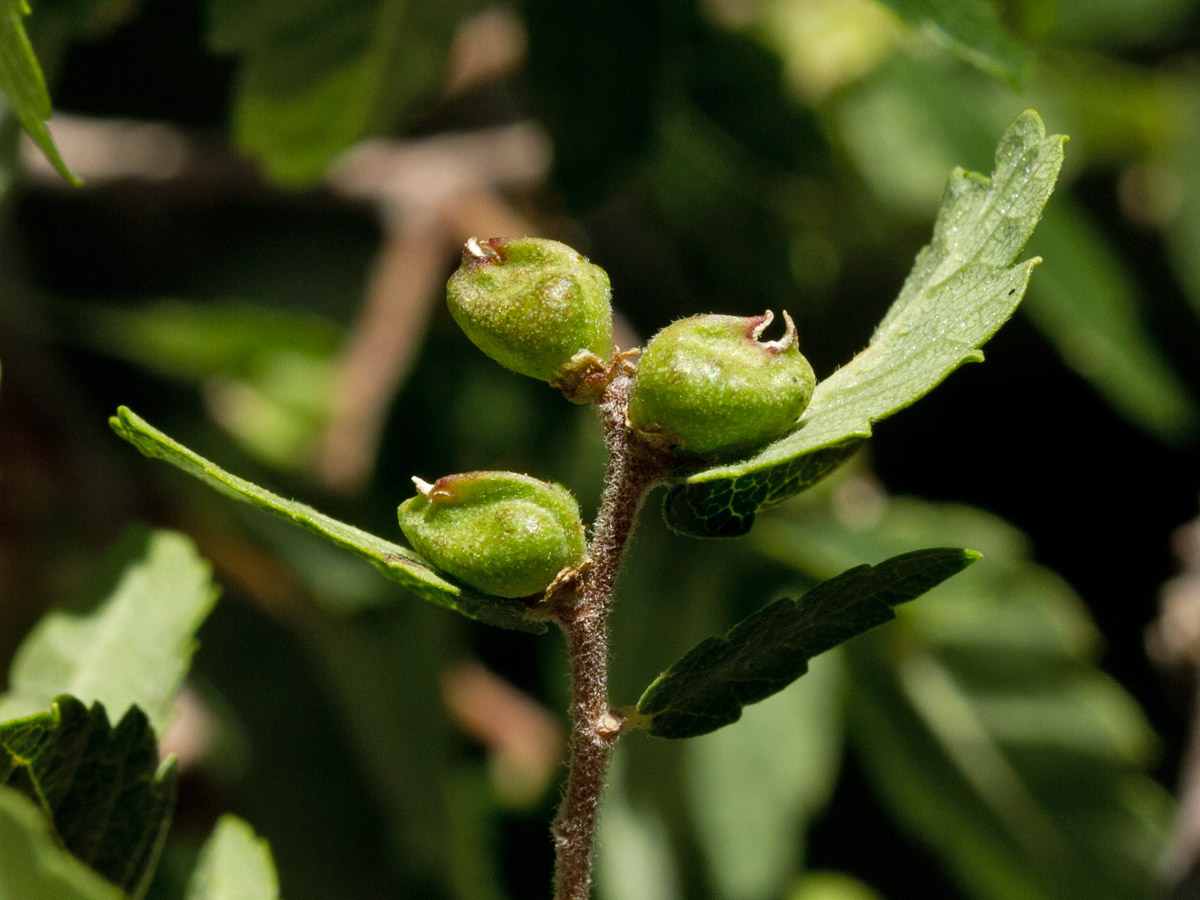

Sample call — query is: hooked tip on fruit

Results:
[751,310,798,353]
[463,237,503,265]
[411,475,457,503]
[448,236,615,385]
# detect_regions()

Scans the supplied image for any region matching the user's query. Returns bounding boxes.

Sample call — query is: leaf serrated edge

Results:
[662,111,1066,537]
[633,549,979,738]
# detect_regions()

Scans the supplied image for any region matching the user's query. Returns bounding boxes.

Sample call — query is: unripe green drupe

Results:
[398,470,587,599]
[627,311,816,459]
[447,237,614,385]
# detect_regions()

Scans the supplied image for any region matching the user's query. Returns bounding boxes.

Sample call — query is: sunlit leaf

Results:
[757,494,1174,900]
[185,815,280,900]
[663,110,1066,537]
[636,549,977,738]
[0,696,177,899]
[0,529,219,736]
[0,785,126,900]
[109,407,545,633]
[0,0,79,184]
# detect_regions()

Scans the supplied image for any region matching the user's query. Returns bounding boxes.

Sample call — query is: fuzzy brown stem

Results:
[550,374,664,900]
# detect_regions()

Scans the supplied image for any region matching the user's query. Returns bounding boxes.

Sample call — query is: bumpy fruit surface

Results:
[627,311,816,459]
[398,471,587,599]
[447,237,614,383]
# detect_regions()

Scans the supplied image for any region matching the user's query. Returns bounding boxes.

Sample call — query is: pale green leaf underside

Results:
[0,785,126,900]
[185,815,281,900]
[664,110,1066,537]
[876,0,1030,84]
[0,0,80,184]
[636,548,978,738]
[109,407,544,633]
[0,530,219,736]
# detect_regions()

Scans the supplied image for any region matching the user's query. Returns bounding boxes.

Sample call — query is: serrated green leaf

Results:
[757,495,1173,900]
[207,0,475,184]
[636,548,977,739]
[875,0,1031,84]
[185,815,280,900]
[663,110,1066,538]
[108,407,545,633]
[0,696,177,899]
[0,529,219,735]
[0,785,126,900]
[0,0,80,184]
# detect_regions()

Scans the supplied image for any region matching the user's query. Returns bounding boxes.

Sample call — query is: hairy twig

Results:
[549,373,666,900]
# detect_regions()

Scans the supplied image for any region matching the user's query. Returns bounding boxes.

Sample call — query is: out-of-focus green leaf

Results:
[109,407,545,633]
[788,871,885,900]
[304,607,462,892]
[444,772,509,900]
[77,300,341,382]
[875,0,1030,83]
[595,749,682,900]
[0,102,20,202]
[79,300,340,470]
[207,0,476,184]
[0,696,177,899]
[832,52,1012,216]
[1047,0,1193,49]
[663,111,1065,537]
[636,549,977,738]
[1163,83,1200,322]
[0,784,126,900]
[0,529,219,735]
[0,0,79,184]
[185,815,280,900]
[686,650,844,900]
[757,493,1174,900]
[1023,201,1197,443]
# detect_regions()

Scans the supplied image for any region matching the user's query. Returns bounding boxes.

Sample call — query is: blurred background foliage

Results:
[2,0,1200,898]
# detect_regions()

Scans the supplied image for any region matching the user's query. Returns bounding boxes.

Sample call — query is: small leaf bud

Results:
[447,237,614,385]
[398,471,588,599]
[627,311,816,459]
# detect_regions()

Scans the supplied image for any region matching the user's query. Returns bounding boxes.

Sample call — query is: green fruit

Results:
[447,237,614,384]
[398,471,587,599]
[627,311,816,459]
